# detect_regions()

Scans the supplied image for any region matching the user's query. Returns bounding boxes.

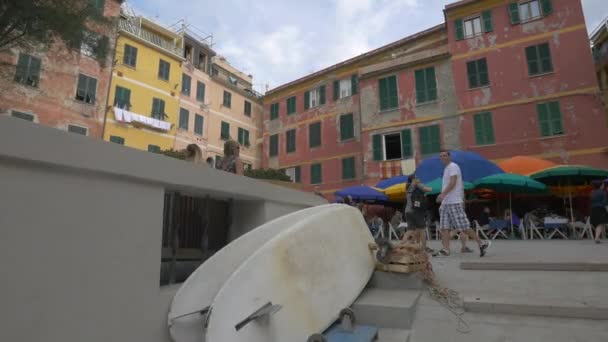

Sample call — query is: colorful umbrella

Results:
[415,150,503,183]
[497,156,557,176]
[426,177,474,195]
[375,175,408,189]
[335,186,388,202]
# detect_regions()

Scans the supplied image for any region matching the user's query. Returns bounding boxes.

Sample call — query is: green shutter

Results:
[482,10,493,33]
[152,98,160,117]
[309,122,321,148]
[14,54,28,83]
[474,113,484,144]
[538,43,553,73]
[269,134,278,156]
[426,68,437,101]
[319,85,326,105]
[114,86,130,108]
[29,56,41,85]
[221,121,230,139]
[342,157,355,180]
[270,103,278,120]
[311,164,322,184]
[287,129,296,152]
[388,76,399,109]
[420,126,440,155]
[508,3,520,24]
[548,101,563,134]
[304,91,310,109]
[333,80,340,100]
[194,114,203,135]
[541,0,552,15]
[537,103,551,136]
[415,69,426,103]
[475,112,495,145]
[148,145,160,153]
[109,135,124,145]
[467,61,478,88]
[238,127,244,144]
[430,125,441,153]
[244,129,250,145]
[372,134,383,161]
[340,113,354,141]
[526,45,539,75]
[351,74,359,95]
[401,129,412,158]
[379,77,388,110]
[455,19,464,40]
[295,166,301,183]
[485,113,495,144]
[478,58,489,86]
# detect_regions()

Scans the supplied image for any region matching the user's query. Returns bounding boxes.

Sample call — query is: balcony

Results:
[119,18,183,58]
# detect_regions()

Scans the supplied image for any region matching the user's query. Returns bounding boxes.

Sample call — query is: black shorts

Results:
[405,211,426,229]
[591,207,608,226]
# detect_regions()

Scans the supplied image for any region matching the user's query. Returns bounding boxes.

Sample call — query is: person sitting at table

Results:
[477,206,491,229]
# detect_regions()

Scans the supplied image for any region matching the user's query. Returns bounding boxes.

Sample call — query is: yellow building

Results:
[102,14,184,151]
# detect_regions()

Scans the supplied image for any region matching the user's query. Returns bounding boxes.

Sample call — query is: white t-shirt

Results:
[441,162,464,204]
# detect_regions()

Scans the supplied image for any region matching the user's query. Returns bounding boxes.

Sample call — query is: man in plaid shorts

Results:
[433,150,490,257]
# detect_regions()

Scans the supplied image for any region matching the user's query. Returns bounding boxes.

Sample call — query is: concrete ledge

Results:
[464,296,608,320]
[460,262,608,272]
[353,289,421,329]
[367,271,426,290]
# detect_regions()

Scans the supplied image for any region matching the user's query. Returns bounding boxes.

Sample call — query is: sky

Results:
[129,0,607,93]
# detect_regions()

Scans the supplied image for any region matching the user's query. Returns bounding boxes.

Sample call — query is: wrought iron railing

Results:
[119,18,184,57]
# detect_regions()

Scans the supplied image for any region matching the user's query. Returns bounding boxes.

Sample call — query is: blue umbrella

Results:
[375,175,409,189]
[415,150,504,183]
[335,186,388,202]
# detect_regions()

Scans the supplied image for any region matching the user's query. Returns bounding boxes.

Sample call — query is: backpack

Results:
[410,186,427,211]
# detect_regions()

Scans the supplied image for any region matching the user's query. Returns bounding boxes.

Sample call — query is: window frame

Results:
[310,163,322,185]
[123,44,137,68]
[415,67,438,105]
[196,81,206,102]
[181,73,191,96]
[11,110,35,122]
[238,127,250,146]
[340,113,355,141]
[151,98,166,120]
[342,157,356,180]
[114,85,131,110]
[463,15,483,38]
[14,53,41,88]
[466,58,490,89]
[244,100,252,117]
[194,114,204,136]
[67,124,89,136]
[223,91,232,108]
[418,125,441,156]
[473,112,495,145]
[109,135,125,145]
[158,59,170,81]
[519,0,542,23]
[378,75,399,111]
[221,121,230,140]
[270,103,279,120]
[537,101,564,137]
[286,128,296,153]
[269,134,279,157]
[75,73,98,104]
[147,144,161,153]
[179,108,189,130]
[286,96,297,115]
[525,42,553,77]
[309,122,322,148]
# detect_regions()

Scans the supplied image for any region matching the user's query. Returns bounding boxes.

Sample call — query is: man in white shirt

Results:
[433,150,489,257]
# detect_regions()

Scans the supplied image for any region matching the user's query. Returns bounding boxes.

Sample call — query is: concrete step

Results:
[464,295,608,320]
[460,261,608,272]
[367,270,426,290]
[377,328,411,342]
[352,288,421,329]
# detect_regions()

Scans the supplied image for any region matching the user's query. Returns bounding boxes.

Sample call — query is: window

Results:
[378,75,398,111]
[196,81,206,102]
[221,121,230,140]
[526,43,553,76]
[455,11,492,40]
[333,75,359,100]
[286,129,296,153]
[147,145,161,153]
[509,0,552,24]
[68,124,88,136]
[152,98,166,120]
[269,134,279,157]
[304,85,326,109]
[340,113,354,141]
[284,166,301,183]
[473,112,495,145]
[238,127,250,146]
[244,101,252,116]
[372,129,412,161]
[415,67,437,104]
[123,44,137,67]
[11,111,34,122]
[179,108,189,130]
[75,74,97,104]
[286,96,296,115]
[270,103,279,120]
[467,58,489,88]
[537,101,564,137]
[194,114,204,136]
[309,122,321,148]
[419,125,441,156]
[109,135,124,145]
[112,86,130,110]
[223,91,232,108]
[310,163,322,184]
[14,54,41,87]
[158,59,170,81]
[181,73,191,95]
[342,157,356,180]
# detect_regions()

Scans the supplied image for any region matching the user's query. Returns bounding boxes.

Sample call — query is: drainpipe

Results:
[357,74,365,184]
[101,22,120,140]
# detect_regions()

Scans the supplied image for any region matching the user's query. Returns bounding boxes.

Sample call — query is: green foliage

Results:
[245,168,291,181]
[159,148,187,160]
[0,0,111,56]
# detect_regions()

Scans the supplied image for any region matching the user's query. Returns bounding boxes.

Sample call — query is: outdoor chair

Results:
[572,216,593,240]
[528,219,545,240]
[517,221,527,240]
[473,220,490,240]
[386,222,401,241]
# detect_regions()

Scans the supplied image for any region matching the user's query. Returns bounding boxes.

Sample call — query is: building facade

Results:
[177,30,264,169]
[262,0,608,200]
[102,14,184,151]
[591,18,608,117]
[446,0,608,166]
[0,0,123,138]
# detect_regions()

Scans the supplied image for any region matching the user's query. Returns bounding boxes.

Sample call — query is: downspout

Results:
[101,19,120,140]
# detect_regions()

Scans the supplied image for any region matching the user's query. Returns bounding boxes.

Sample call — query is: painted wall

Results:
[0,0,122,138]
[103,19,184,151]
[0,116,325,342]
[446,0,608,167]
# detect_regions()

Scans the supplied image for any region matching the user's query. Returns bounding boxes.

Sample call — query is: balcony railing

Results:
[119,18,183,57]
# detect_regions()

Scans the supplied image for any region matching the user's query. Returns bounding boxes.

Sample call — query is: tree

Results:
[244,168,292,182]
[0,0,110,53]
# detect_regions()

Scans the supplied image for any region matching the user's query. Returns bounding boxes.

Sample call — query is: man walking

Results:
[433,150,490,257]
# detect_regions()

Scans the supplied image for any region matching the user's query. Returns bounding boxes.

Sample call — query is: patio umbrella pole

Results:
[509,192,514,239]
